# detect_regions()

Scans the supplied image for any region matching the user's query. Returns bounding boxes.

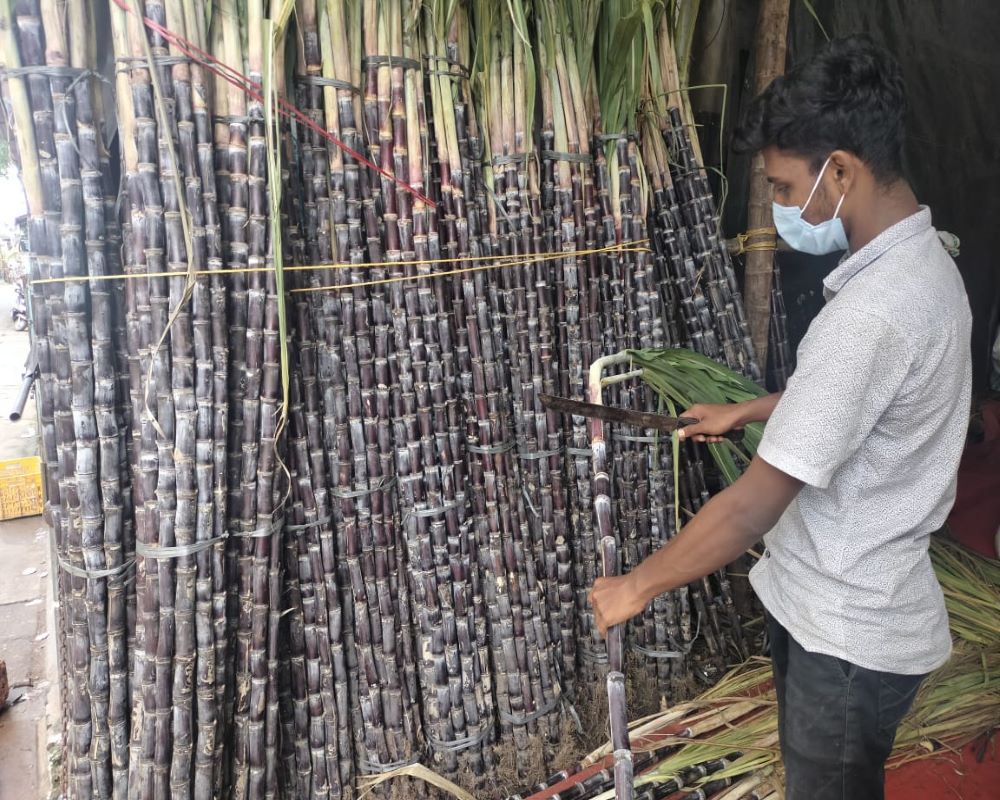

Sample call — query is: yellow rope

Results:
[30,240,652,290]
[734,227,777,254]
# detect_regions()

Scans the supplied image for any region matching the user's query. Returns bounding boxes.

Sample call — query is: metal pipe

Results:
[9,369,35,421]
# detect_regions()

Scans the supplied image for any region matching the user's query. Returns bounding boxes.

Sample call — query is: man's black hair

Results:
[732,35,906,182]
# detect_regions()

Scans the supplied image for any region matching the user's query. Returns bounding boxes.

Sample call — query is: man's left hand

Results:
[589,574,647,638]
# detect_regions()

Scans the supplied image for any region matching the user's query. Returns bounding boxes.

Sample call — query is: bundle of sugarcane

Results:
[107,3,235,797]
[636,9,759,383]
[416,0,512,781]
[471,0,566,775]
[520,2,596,712]
[281,4,357,794]
[534,0,603,694]
[365,0,492,780]
[336,0,422,782]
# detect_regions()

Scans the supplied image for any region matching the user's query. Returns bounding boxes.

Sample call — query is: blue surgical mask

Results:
[772,156,848,255]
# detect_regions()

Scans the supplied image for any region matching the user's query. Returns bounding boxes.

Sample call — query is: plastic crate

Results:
[0,456,44,521]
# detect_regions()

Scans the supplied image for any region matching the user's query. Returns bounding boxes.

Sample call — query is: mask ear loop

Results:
[831,191,847,220]
[800,155,835,217]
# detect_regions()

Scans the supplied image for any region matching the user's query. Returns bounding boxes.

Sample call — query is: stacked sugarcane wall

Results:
[2,0,767,797]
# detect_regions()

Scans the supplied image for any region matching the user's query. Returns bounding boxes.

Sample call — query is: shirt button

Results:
[764,548,771,558]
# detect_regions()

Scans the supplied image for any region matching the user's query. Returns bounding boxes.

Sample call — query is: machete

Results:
[539,394,743,443]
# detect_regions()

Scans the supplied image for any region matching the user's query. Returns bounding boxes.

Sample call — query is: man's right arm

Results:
[679,392,783,443]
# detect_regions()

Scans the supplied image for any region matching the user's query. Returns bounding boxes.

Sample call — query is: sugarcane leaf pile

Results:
[3,0,781,797]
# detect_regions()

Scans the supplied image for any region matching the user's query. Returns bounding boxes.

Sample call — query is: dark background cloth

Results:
[694,0,1000,392]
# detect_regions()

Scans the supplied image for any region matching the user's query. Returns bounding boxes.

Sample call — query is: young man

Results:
[589,35,971,800]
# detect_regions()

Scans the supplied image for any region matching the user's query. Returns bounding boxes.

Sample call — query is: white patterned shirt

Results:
[749,207,971,674]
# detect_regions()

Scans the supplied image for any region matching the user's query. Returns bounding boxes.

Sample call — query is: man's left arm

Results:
[590,456,802,637]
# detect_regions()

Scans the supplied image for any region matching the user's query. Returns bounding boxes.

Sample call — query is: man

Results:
[589,35,971,800]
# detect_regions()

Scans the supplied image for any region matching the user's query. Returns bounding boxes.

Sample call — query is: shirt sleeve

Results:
[757,304,912,489]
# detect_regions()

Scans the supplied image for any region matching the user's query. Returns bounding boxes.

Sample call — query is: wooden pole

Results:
[743,0,791,371]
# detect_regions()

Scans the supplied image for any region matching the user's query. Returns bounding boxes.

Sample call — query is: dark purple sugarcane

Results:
[182,12,231,797]
[53,34,109,800]
[768,261,792,390]
[663,108,759,382]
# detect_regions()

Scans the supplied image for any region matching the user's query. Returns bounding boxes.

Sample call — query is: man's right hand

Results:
[678,403,744,443]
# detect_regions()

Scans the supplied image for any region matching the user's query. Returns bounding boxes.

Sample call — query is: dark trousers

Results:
[768,616,926,800]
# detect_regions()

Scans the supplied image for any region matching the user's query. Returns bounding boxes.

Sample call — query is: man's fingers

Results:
[678,428,717,443]
[677,423,702,440]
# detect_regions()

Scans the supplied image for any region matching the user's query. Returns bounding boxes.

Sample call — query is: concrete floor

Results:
[0,281,54,800]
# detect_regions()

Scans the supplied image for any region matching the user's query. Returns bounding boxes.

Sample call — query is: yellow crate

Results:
[0,456,44,521]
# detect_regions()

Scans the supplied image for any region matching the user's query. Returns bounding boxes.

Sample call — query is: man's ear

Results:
[827,149,857,195]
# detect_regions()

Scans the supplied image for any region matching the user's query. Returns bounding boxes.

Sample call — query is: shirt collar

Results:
[823,206,932,299]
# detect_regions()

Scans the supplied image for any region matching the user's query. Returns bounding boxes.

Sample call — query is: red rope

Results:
[112,0,436,208]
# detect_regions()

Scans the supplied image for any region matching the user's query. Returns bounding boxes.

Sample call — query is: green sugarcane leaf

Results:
[628,348,766,484]
[799,0,831,41]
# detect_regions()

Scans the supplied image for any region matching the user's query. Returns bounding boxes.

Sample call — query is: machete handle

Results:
[676,417,745,444]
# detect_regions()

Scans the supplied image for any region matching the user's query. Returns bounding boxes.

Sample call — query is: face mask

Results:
[772,156,849,255]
